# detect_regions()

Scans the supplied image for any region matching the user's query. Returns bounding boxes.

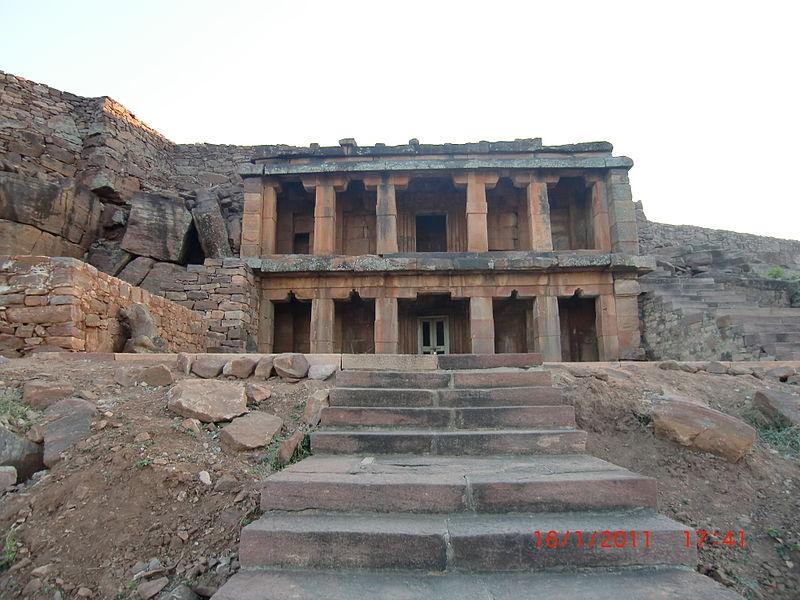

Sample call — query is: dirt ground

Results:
[0,355,328,599]
[554,362,800,600]
[0,357,798,599]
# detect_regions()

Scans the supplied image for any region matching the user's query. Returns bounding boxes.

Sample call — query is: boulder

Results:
[652,396,756,462]
[302,389,330,426]
[245,383,271,403]
[253,356,274,379]
[22,380,76,409]
[308,363,337,381]
[766,366,796,382]
[139,261,188,294]
[0,426,43,480]
[658,360,680,371]
[177,353,193,375]
[117,256,155,286]
[121,193,193,262]
[220,412,283,450]
[753,389,800,427]
[274,353,309,379]
[42,398,97,467]
[276,430,304,466]
[167,380,247,423]
[191,189,232,259]
[87,239,132,275]
[705,361,729,375]
[191,356,228,378]
[137,364,174,387]
[0,466,17,487]
[120,303,166,353]
[222,357,258,379]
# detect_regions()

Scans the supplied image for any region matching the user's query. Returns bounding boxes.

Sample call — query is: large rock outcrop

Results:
[121,193,193,262]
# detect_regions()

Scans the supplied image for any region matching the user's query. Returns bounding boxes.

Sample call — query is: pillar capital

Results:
[452,171,499,190]
[362,174,410,191]
[511,171,559,187]
[302,175,349,193]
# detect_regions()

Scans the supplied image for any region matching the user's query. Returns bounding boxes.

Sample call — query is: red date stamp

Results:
[532,529,746,550]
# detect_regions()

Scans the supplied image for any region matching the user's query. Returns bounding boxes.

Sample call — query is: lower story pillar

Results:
[310,298,334,353]
[596,294,620,361]
[374,297,399,354]
[470,296,495,354]
[258,298,274,353]
[534,296,562,361]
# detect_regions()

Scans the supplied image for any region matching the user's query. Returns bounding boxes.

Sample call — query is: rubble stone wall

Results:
[173,259,259,353]
[0,256,206,357]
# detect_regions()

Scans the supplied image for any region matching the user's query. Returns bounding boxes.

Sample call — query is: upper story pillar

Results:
[512,173,553,251]
[364,174,409,255]
[241,178,281,256]
[453,172,498,252]
[606,169,639,254]
[303,176,348,255]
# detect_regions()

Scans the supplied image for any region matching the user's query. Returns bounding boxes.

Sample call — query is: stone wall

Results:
[173,259,260,353]
[639,292,737,361]
[636,201,800,273]
[0,256,206,357]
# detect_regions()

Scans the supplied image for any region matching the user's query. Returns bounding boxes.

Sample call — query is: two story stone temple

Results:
[237,139,650,361]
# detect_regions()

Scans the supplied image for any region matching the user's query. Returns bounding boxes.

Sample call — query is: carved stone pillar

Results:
[364,175,409,255]
[453,172,498,252]
[607,168,639,254]
[374,297,399,354]
[470,296,495,354]
[590,179,612,251]
[241,178,280,256]
[310,297,335,353]
[534,295,561,361]
[596,294,620,361]
[513,173,554,251]
[258,298,274,353]
[303,177,348,255]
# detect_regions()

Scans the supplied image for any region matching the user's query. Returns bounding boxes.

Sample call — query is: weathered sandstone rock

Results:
[0,426,43,480]
[0,466,17,487]
[308,363,337,381]
[191,356,227,378]
[192,189,232,259]
[137,364,174,387]
[139,261,188,294]
[22,380,75,409]
[246,383,271,403]
[274,353,309,379]
[121,193,193,262]
[754,389,800,427]
[705,361,729,375]
[766,366,796,381]
[167,380,247,422]
[120,303,166,353]
[253,356,274,379]
[117,256,155,286]
[276,430,304,466]
[222,357,258,379]
[302,389,330,426]
[87,239,132,275]
[652,396,755,462]
[221,412,283,450]
[42,398,97,467]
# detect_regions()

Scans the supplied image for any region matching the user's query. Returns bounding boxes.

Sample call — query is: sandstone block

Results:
[191,356,228,378]
[177,352,192,375]
[121,193,193,262]
[0,465,17,487]
[766,366,796,381]
[137,364,174,387]
[277,430,305,466]
[167,379,247,422]
[22,380,76,409]
[117,256,155,286]
[754,389,800,427]
[246,383,272,403]
[302,390,330,426]
[254,356,274,379]
[652,396,755,462]
[274,353,309,379]
[192,189,233,259]
[308,363,337,381]
[704,362,729,375]
[42,398,96,467]
[140,262,188,294]
[221,412,283,451]
[223,356,258,379]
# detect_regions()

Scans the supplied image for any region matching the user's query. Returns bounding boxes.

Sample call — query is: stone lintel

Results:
[244,252,655,275]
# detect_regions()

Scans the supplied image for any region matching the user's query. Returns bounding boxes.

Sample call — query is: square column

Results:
[241,178,280,257]
[310,297,335,353]
[364,175,409,255]
[259,298,274,353]
[534,296,561,361]
[613,276,642,359]
[513,173,553,251]
[374,297,399,354]
[469,296,495,354]
[453,172,498,252]
[596,294,620,361]
[607,169,639,254]
[303,177,348,255]
[590,179,612,251]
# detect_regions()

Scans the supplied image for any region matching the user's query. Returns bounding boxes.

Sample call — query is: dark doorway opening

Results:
[415,214,447,252]
[558,295,599,362]
[292,232,310,254]
[273,294,311,353]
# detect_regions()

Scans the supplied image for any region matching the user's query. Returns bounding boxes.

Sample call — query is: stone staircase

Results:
[214,356,740,599]
[641,270,800,360]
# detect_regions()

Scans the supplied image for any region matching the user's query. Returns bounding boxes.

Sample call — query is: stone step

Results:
[335,369,551,390]
[329,386,563,407]
[214,567,742,600]
[260,455,657,513]
[238,510,694,571]
[321,405,575,429]
[310,428,587,455]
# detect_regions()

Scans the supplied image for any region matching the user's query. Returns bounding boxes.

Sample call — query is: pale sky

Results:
[2,0,798,240]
